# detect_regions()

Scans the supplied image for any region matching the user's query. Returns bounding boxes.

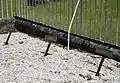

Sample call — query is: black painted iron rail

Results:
[13,16,120,61]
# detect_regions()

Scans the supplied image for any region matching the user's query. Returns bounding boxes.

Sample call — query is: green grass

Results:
[0,0,120,45]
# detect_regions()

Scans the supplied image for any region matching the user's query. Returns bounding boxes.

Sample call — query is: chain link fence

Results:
[0,0,120,45]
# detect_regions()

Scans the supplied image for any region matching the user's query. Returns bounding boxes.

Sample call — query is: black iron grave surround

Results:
[13,16,120,62]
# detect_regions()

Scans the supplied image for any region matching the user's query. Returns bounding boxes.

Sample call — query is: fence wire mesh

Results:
[0,0,120,46]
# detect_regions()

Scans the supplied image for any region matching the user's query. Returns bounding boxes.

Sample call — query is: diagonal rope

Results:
[67,0,80,50]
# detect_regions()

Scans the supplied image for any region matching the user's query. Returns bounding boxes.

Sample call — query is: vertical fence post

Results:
[116,0,119,45]
[18,0,20,16]
[100,0,102,41]
[11,0,13,17]
[15,0,18,16]
[60,0,62,29]
[104,0,107,42]
[80,0,82,34]
[63,0,66,30]
[94,0,97,39]
[55,0,57,27]
[68,0,70,30]
[6,0,9,18]
[42,0,45,24]
[1,0,3,18]
[89,0,92,37]
[85,0,87,36]
[23,0,26,18]
[110,0,113,44]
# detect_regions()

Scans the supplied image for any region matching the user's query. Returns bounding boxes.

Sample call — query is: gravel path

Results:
[0,32,120,83]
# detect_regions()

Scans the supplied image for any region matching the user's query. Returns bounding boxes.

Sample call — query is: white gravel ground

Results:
[0,32,120,83]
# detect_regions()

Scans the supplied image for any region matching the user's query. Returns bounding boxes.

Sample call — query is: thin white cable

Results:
[67,0,80,50]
